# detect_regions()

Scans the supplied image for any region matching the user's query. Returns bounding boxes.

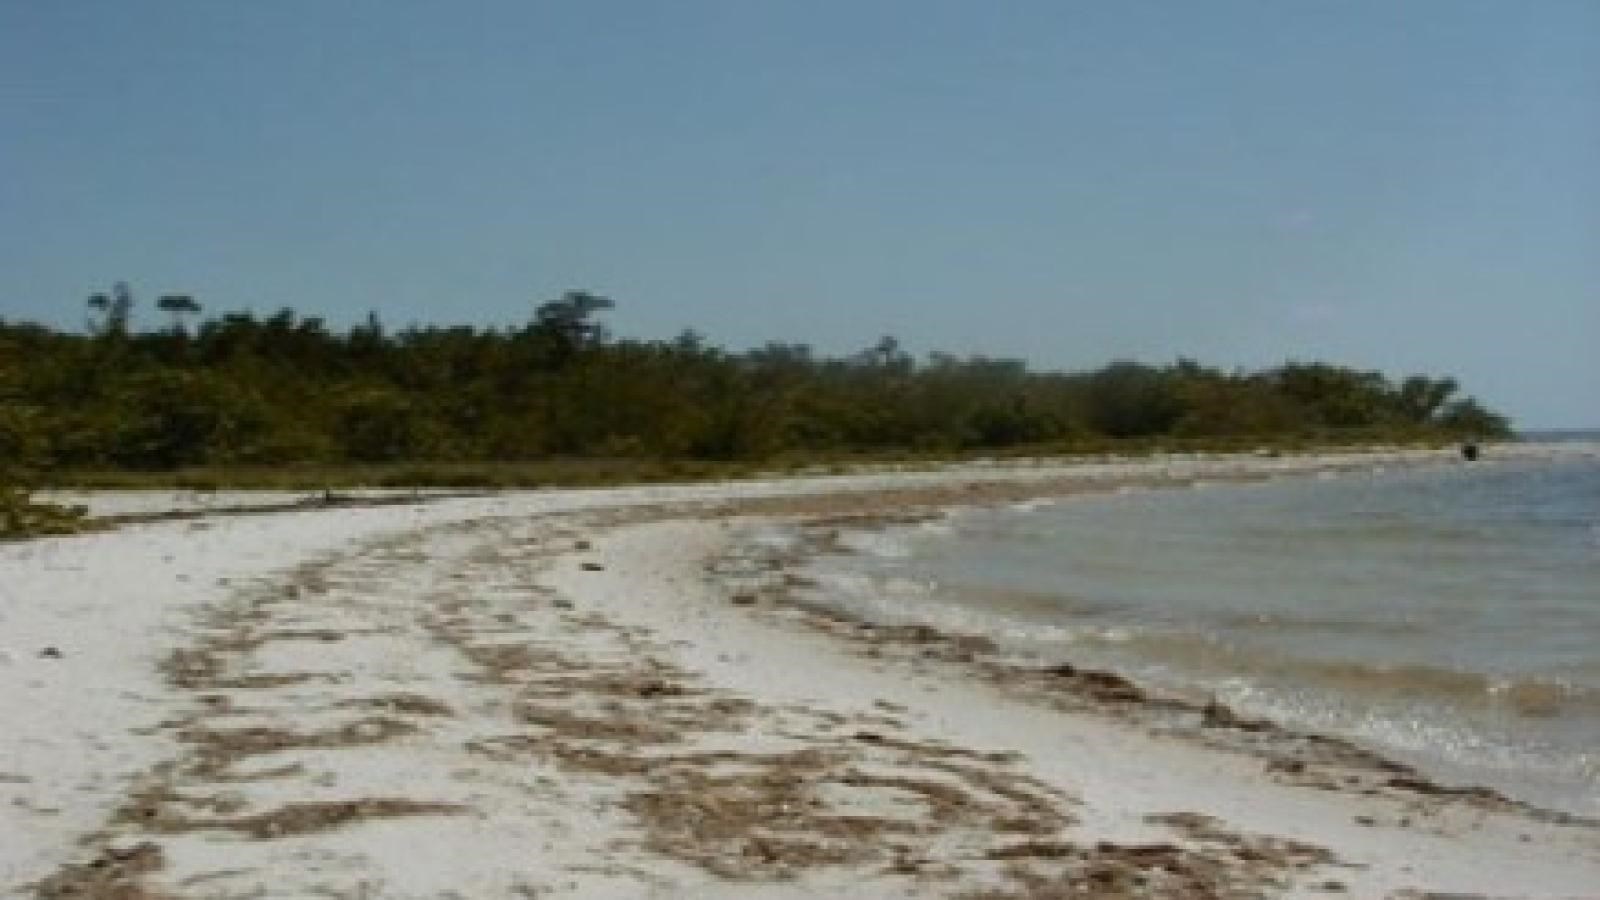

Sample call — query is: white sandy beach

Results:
[5,445,1600,898]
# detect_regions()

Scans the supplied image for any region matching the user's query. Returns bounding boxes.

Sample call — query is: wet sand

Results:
[4,444,1599,898]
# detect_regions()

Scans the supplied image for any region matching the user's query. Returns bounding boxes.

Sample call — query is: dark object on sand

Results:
[1460,442,1480,462]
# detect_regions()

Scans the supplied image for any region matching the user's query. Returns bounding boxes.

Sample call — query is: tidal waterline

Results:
[808,453,1600,814]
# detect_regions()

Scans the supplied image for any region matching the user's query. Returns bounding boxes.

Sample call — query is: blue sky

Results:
[3,1,1595,428]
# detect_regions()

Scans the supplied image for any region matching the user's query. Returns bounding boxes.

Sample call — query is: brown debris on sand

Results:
[34,843,165,900]
[333,693,454,717]
[621,736,1080,884]
[178,717,418,779]
[30,475,1595,898]
[177,798,465,840]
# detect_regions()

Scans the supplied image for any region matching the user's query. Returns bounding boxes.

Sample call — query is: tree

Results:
[331,385,441,463]
[529,290,614,367]
[0,348,84,535]
[1272,362,1393,429]
[1086,362,1184,437]
[1,285,1518,479]
[1397,375,1458,424]
[854,335,912,372]
[1436,398,1511,437]
[671,329,708,354]
[107,370,264,469]
[157,294,203,335]
[86,281,135,336]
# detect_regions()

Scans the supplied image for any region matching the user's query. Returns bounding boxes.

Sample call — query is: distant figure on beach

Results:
[1460,442,1480,462]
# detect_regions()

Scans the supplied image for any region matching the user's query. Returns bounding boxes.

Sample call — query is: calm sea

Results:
[809,448,1600,814]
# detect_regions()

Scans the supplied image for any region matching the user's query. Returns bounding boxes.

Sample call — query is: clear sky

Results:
[3,1,1596,428]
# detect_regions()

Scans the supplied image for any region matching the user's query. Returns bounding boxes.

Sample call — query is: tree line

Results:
[1,285,1510,480]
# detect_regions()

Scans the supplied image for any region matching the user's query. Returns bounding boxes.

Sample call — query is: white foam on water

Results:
[838,529,915,559]
[1007,498,1054,512]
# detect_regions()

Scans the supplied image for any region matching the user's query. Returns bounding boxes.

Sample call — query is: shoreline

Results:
[4,445,1598,897]
[717,509,1595,826]
[761,462,1600,823]
[31,437,1580,523]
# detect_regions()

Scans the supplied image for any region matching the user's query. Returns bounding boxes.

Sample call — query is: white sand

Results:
[4,444,1598,897]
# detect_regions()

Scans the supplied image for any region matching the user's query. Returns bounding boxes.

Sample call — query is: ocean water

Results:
[808,451,1600,815]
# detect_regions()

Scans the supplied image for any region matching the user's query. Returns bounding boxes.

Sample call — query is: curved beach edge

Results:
[4,443,1598,898]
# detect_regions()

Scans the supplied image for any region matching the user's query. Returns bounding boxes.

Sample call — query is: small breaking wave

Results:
[836,530,914,559]
[1113,630,1600,720]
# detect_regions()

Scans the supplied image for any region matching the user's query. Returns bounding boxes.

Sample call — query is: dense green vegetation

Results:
[1,284,1510,513]
[0,349,84,537]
